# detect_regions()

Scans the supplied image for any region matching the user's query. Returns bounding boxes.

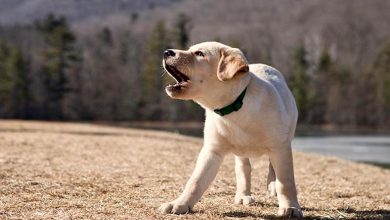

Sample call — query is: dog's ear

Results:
[217,48,249,81]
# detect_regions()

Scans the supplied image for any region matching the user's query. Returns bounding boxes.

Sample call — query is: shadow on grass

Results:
[338,208,390,219]
[222,207,390,220]
[0,128,123,136]
[223,210,309,220]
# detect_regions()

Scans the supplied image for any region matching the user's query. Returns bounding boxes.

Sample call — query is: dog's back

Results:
[249,63,298,138]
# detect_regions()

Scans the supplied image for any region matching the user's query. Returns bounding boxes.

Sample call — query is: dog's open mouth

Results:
[164,64,190,91]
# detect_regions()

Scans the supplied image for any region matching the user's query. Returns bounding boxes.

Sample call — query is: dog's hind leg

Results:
[234,156,255,205]
[267,159,277,196]
[269,145,302,218]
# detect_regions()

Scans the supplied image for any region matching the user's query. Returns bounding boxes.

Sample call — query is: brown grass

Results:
[0,120,389,219]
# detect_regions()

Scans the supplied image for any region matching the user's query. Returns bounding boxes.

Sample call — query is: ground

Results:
[0,120,389,220]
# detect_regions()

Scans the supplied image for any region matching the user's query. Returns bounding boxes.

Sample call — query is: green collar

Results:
[214,87,247,116]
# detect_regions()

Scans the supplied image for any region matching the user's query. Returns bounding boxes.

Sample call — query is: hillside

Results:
[0,0,179,25]
[0,120,389,219]
[1,0,390,70]
[136,0,390,72]
[0,1,389,124]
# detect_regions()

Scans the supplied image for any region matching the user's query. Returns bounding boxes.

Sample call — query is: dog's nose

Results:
[164,49,175,58]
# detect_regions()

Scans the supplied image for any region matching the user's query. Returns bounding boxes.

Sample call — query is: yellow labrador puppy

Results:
[159,42,302,218]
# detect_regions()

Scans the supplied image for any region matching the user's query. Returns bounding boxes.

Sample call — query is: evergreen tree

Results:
[0,41,30,118]
[118,31,131,65]
[0,41,12,116]
[130,13,139,23]
[141,20,171,119]
[6,48,30,118]
[174,13,190,49]
[362,41,390,125]
[98,27,113,47]
[0,40,11,100]
[36,14,81,119]
[318,50,332,72]
[119,39,129,65]
[324,64,353,125]
[310,49,332,124]
[290,45,311,122]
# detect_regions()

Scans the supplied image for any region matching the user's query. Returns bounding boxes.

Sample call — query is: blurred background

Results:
[0,0,389,165]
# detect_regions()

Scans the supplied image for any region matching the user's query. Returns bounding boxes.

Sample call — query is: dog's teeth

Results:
[172,84,182,89]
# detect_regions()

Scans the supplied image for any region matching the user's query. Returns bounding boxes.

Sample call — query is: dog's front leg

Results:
[159,147,224,214]
[234,156,255,205]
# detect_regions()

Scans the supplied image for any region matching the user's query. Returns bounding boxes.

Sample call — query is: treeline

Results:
[0,14,203,121]
[289,43,390,126]
[0,12,389,126]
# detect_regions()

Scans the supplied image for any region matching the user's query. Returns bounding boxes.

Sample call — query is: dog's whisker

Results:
[160,71,167,78]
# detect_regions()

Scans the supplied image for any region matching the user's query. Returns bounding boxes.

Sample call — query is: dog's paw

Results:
[277,207,303,219]
[267,181,277,196]
[234,194,255,205]
[158,201,192,215]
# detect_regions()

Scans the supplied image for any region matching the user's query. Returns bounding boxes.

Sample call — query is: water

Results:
[292,136,390,166]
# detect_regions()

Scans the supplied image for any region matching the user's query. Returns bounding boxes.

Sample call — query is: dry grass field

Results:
[0,120,389,219]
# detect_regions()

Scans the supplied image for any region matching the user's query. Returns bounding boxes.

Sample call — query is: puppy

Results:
[159,42,302,218]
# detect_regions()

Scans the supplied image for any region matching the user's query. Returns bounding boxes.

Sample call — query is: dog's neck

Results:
[195,74,251,111]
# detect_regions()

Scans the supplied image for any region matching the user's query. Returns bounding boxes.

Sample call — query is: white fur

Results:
[159,42,303,218]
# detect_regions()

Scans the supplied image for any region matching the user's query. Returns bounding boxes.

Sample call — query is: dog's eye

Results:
[194,51,204,57]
